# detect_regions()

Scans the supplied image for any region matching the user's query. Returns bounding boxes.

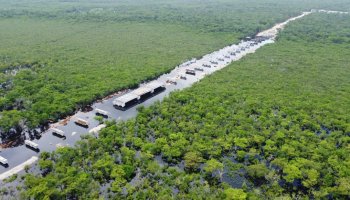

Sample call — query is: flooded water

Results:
[0,38,272,174]
[0,10,313,176]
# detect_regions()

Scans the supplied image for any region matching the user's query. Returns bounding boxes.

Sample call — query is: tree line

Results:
[12,13,350,199]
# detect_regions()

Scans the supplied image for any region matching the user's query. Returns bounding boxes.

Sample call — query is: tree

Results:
[110,165,127,194]
[302,169,319,188]
[92,154,115,181]
[38,159,53,172]
[283,164,302,183]
[204,159,224,181]
[246,164,269,179]
[224,188,247,200]
[334,177,350,196]
[184,151,203,171]
[234,138,249,149]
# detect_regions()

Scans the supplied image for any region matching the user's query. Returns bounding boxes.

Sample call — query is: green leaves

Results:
[16,4,350,200]
[0,17,234,134]
[246,164,269,179]
[302,169,320,188]
[283,164,302,183]
[224,188,247,200]
[184,151,203,171]
[204,158,224,178]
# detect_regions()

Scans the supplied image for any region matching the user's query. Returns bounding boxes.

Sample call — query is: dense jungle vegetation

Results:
[14,13,350,199]
[0,0,349,136]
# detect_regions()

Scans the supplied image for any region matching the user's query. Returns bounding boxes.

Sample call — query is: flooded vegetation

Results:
[0,31,274,175]
[1,0,349,138]
[0,0,350,199]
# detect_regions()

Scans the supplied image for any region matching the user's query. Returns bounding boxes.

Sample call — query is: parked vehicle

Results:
[75,118,89,127]
[25,140,39,149]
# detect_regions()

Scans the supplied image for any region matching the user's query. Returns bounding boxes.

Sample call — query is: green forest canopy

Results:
[0,0,349,134]
[18,13,350,199]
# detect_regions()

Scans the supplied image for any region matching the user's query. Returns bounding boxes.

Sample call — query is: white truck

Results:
[51,128,65,137]
[95,108,109,117]
[25,140,39,149]
[0,156,8,165]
